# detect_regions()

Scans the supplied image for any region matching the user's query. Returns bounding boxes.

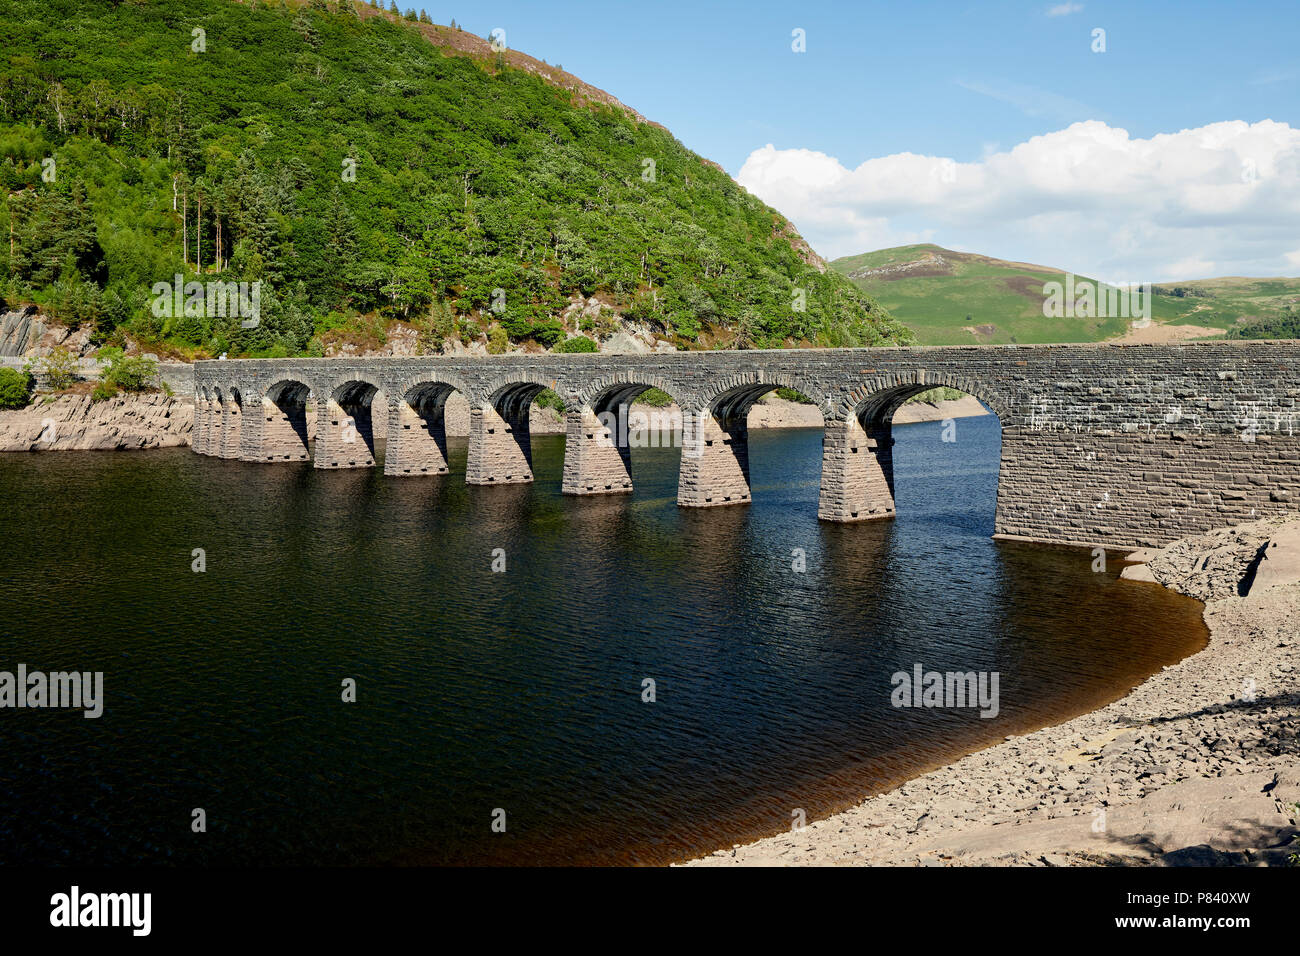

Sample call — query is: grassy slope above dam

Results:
[832,244,1300,346]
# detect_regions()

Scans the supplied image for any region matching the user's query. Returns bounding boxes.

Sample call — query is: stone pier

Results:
[677,412,752,507]
[466,403,533,484]
[384,385,452,476]
[817,418,898,522]
[561,406,633,495]
[218,397,242,459]
[192,396,211,455]
[203,398,223,456]
[313,386,376,469]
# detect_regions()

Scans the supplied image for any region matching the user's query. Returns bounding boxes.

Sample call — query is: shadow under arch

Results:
[315,378,382,469]
[678,378,826,509]
[466,376,575,486]
[562,377,688,496]
[384,378,471,477]
[258,378,313,462]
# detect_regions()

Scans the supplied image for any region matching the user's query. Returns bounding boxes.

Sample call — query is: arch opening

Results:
[385,380,465,477]
[820,380,1002,524]
[259,378,313,462]
[315,379,381,469]
[466,380,569,486]
[563,382,685,496]
[679,382,825,508]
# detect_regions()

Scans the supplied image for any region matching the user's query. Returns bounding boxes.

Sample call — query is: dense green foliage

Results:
[99,348,159,391]
[908,387,964,403]
[634,387,674,407]
[35,346,78,389]
[0,367,31,408]
[1228,305,1300,340]
[0,0,907,356]
[553,335,598,353]
[90,380,117,402]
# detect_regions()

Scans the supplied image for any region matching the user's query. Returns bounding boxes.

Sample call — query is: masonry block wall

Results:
[194,342,1300,548]
[384,400,450,476]
[561,407,634,495]
[252,396,311,462]
[466,404,534,484]
[677,413,752,507]
[817,418,897,522]
[191,399,210,455]
[313,396,376,469]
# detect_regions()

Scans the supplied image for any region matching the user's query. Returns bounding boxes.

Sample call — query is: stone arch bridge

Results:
[193,342,1300,548]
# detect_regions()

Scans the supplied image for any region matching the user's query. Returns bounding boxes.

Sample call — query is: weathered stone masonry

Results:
[193,342,1300,549]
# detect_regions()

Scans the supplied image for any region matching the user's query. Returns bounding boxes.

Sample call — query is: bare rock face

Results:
[600,329,654,355]
[0,307,97,358]
[1119,562,1158,582]
[1145,519,1282,602]
[0,307,46,356]
[0,393,193,451]
[1245,522,1300,596]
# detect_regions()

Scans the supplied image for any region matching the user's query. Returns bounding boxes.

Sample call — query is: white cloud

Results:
[736,120,1300,281]
[1046,3,1084,16]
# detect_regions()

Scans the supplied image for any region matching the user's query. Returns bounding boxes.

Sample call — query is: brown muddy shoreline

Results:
[684,519,1300,867]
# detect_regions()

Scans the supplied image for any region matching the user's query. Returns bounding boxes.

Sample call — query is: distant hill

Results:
[831,244,1300,346]
[0,0,907,360]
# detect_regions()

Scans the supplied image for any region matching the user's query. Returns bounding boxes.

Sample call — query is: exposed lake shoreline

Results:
[0,393,986,452]
[684,518,1300,867]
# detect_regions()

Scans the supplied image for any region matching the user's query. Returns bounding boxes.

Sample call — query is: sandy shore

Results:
[685,518,1300,866]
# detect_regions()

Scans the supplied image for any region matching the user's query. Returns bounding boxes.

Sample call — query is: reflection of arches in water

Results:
[817,517,898,621]
[316,379,380,469]
[678,383,826,509]
[563,381,686,496]
[385,381,465,476]
[466,481,535,535]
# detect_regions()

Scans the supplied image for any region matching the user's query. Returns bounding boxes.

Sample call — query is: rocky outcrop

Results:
[0,307,46,356]
[0,307,96,358]
[0,393,192,451]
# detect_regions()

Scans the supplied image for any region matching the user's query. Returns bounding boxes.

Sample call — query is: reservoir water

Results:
[0,413,1207,865]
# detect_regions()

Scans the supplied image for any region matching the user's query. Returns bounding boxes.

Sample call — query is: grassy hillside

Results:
[832,244,1300,345]
[0,0,907,358]
[1150,276,1300,331]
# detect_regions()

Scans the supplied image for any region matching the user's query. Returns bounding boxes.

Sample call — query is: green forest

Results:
[0,0,909,358]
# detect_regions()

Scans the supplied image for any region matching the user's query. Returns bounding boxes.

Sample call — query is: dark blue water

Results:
[0,414,1206,864]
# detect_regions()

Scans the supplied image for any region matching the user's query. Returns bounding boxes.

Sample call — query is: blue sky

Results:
[418,1,1300,278]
